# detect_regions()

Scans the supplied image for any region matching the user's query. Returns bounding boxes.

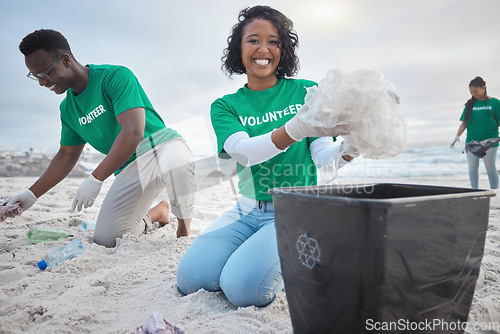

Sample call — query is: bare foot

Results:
[147,200,170,226]
[176,218,192,238]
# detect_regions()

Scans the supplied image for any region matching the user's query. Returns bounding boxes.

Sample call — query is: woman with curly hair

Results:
[177,5,353,307]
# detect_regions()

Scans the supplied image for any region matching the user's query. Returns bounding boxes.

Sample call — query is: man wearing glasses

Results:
[4,29,196,247]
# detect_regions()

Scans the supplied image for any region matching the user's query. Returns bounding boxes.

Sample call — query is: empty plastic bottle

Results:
[27,227,73,244]
[81,219,97,231]
[37,239,84,270]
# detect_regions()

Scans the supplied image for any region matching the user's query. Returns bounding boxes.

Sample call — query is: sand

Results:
[0,171,499,333]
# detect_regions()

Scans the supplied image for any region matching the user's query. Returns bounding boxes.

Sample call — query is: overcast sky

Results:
[1,0,500,156]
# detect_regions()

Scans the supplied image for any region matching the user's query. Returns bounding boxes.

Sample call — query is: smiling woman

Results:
[240,19,281,91]
[177,5,355,309]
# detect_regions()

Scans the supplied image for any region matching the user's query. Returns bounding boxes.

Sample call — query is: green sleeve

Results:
[459,105,466,121]
[60,118,86,146]
[494,98,500,124]
[210,98,247,158]
[103,67,145,116]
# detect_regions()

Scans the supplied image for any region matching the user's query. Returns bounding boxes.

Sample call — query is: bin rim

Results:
[268,183,496,207]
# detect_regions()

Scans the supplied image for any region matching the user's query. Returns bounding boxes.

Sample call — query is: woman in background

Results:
[452,76,500,189]
[177,5,354,307]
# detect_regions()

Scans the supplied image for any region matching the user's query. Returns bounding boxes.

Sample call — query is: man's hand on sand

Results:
[6,190,37,211]
[71,174,103,212]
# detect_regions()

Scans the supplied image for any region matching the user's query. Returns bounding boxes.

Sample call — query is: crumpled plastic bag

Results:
[0,199,23,222]
[465,137,500,158]
[136,312,185,334]
[299,68,407,159]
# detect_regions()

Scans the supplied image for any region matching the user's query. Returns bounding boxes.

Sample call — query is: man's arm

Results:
[29,144,85,198]
[91,107,145,181]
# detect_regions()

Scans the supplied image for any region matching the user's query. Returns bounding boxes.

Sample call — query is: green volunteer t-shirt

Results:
[60,64,180,174]
[460,97,500,145]
[211,78,318,201]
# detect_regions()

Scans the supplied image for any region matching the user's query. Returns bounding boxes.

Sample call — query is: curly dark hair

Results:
[222,6,299,79]
[19,29,73,57]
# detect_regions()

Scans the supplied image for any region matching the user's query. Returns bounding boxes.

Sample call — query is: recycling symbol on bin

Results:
[296,233,321,269]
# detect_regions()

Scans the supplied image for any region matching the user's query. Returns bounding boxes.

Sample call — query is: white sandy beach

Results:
[0,170,499,333]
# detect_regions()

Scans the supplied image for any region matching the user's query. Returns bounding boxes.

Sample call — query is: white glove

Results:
[341,140,360,158]
[71,174,103,212]
[450,135,460,147]
[285,111,350,142]
[6,190,37,211]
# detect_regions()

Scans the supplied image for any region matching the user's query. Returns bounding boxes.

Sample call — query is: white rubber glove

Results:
[450,135,460,147]
[285,111,350,142]
[71,174,103,212]
[342,139,360,158]
[6,190,37,211]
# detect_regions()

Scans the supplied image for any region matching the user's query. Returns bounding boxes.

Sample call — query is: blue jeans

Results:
[176,196,283,307]
[466,146,499,189]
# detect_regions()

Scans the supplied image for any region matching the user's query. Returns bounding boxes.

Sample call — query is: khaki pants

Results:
[94,138,196,247]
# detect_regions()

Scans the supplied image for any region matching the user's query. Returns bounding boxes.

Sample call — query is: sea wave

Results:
[337,145,473,178]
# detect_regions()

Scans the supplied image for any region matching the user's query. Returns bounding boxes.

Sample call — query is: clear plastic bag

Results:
[136,312,185,334]
[300,68,407,159]
[0,199,23,222]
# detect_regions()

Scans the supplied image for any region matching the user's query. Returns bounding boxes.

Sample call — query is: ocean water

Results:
[76,144,495,187]
[195,144,492,185]
[335,145,473,180]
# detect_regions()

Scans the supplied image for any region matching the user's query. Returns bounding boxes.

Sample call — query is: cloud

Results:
[1,0,500,152]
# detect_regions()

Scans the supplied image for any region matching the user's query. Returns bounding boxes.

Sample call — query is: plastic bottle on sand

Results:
[27,227,73,244]
[37,239,84,270]
[81,219,97,231]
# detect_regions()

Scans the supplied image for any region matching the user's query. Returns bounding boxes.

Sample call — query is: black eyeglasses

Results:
[27,54,63,81]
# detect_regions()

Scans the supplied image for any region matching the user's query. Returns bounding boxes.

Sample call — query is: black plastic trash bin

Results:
[269,183,495,334]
